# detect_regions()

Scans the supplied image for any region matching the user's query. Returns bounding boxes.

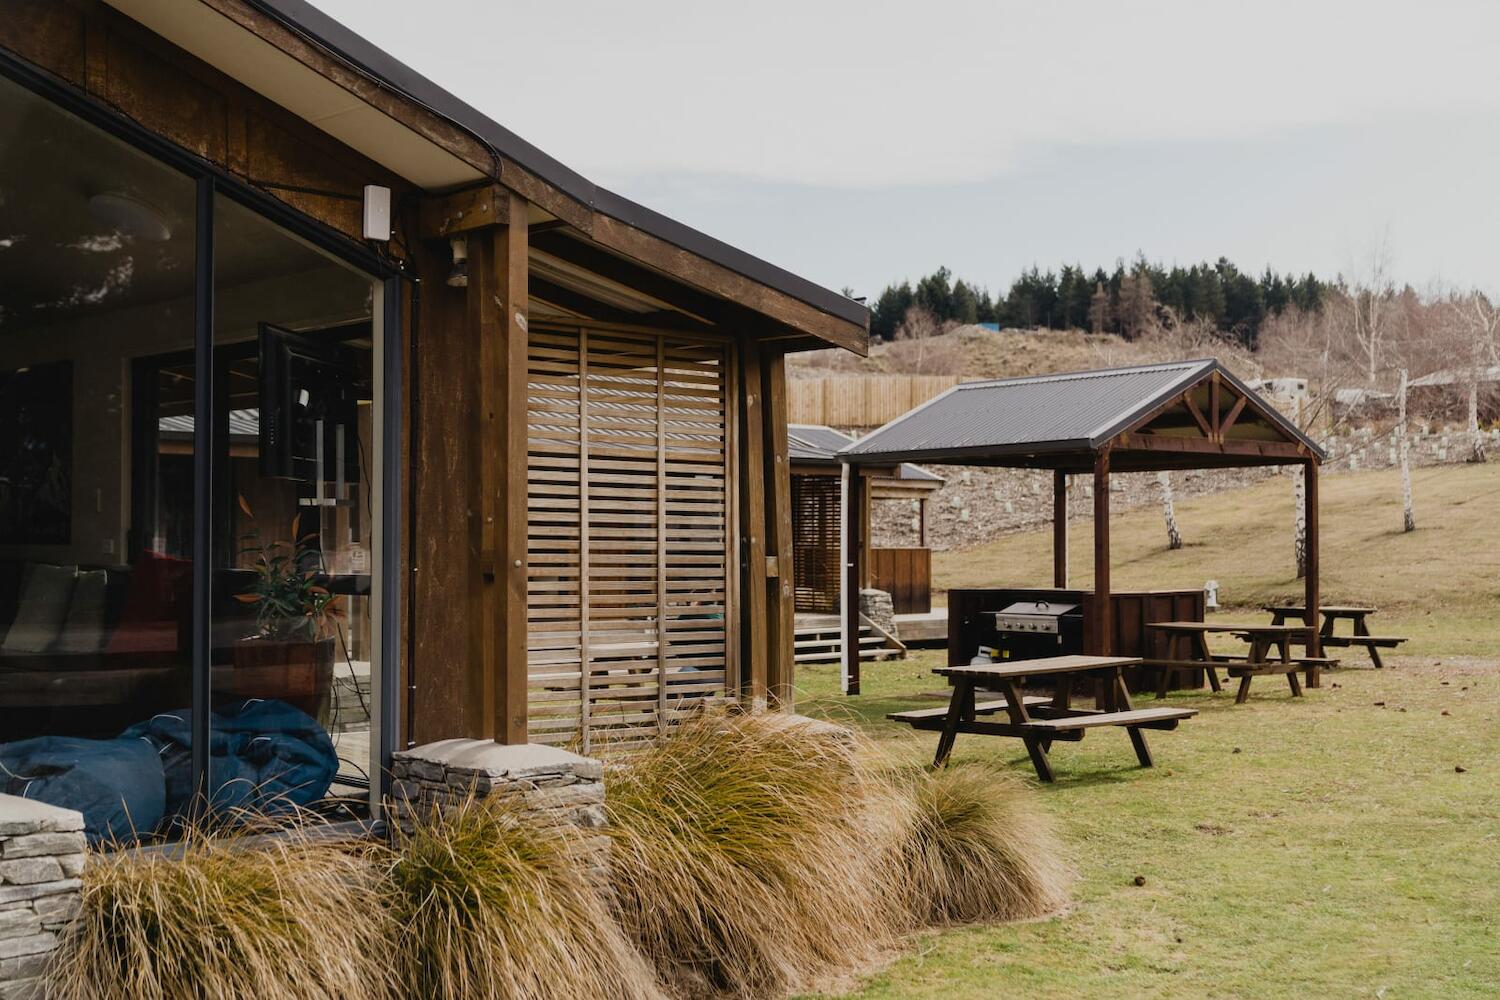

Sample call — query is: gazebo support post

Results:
[1053,470,1068,588]
[1304,458,1321,672]
[1093,451,1112,656]
[843,469,867,695]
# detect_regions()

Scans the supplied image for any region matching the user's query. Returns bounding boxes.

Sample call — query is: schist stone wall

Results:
[0,795,85,1000]
[390,740,610,881]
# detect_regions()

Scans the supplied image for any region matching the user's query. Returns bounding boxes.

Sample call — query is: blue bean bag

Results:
[122,699,338,820]
[0,734,166,845]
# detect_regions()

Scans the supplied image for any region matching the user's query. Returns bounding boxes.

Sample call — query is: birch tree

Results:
[1157,471,1182,550]
[1452,291,1498,462]
[1293,466,1307,578]
[1396,368,1415,532]
[1346,237,1395,385]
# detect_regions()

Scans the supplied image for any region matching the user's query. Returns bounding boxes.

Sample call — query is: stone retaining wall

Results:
[0,796,85,1000]
[390,740,609,882]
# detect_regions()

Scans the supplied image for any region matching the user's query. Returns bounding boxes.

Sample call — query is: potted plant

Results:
[223,498,342,721]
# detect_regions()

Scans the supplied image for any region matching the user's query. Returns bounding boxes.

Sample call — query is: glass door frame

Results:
[0,49,404,822]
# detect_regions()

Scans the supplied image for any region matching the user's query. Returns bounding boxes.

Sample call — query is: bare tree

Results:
[1396,368,1415,531]
[1345,235,1396,385]
[1450,291,1498,462]
[1157,471,1182,550]
[1293,465,1307,578]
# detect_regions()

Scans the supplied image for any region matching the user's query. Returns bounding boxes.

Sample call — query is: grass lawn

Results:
[793,462,1500,998]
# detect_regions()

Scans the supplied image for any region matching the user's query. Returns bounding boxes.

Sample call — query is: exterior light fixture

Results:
[446,235,468,288]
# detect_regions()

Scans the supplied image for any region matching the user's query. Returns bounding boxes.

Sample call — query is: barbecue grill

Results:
[985,600,1083,660]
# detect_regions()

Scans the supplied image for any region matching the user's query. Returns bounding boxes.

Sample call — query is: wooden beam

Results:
[1093,450,1112,655]
[1053,470,1069,588]
[762,350,796,707]
[469,193,531,745]
[1305,460,1321,658]
[1183,392,1214,438]
[1116,434,1308,461]
[844,470,867,695]
[1218,391,1249,439]
[419,183,509,240]
[1210,371,1222,438]
[737,344,769,709]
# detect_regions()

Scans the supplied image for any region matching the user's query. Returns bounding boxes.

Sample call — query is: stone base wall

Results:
[0,796,85,1000]
[390,740,609,881]
[859,588,898,639]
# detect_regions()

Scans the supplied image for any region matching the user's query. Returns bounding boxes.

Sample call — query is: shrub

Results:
[893,762,1071,926]
[386,795,663,1000]
[604,710,905,999]
[48,825,396,1000]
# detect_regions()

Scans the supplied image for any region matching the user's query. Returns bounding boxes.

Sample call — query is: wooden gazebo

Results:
[839,360,1326,693]
[787,425,942,615]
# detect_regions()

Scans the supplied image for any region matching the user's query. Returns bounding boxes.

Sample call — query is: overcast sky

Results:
[309,0,1500,300]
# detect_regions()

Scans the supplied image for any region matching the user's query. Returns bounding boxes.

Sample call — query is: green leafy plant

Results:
[235,496,341,641]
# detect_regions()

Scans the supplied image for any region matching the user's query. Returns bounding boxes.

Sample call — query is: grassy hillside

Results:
[933,462,1500,657]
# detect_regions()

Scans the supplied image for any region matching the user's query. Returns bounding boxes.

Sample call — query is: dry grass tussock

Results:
[892,762,1071,926]
[605,710,908,998]
[47,822,398,1000]
[386,795,664,1000]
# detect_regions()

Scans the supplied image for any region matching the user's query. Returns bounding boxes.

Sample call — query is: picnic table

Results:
[1264,604,1407,668]
[1145,621,1320,703]
[887,655,1196,782]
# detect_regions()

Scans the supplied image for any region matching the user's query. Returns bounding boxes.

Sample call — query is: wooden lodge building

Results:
[0,0,869,834]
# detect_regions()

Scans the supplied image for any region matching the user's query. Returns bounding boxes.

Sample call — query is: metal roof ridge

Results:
[950,357,1211,392]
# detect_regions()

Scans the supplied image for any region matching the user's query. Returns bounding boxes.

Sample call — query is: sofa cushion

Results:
[106,550,190,657]
[0,563,78,654]
[54,568,110,655]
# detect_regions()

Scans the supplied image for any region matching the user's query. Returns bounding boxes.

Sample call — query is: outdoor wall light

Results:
[447,235,469,288]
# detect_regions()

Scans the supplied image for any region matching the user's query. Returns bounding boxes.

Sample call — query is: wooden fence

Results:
[789,375,961,428]
[870,547,932,615]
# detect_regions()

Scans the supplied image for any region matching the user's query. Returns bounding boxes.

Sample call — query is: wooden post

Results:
[737,344,769,708]
[1304,459,1320,658]
[844,469,867,695]
[1093,450,1111,655]
[1052,470,1068,587]
[470,192,530,745]
[761,350,796,707]
[917,496,928,548]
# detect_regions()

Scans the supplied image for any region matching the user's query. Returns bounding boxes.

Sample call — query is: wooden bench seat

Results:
[1022,707,1196,732]
[888,696,1048,723]
[1321,634,1406,668]
[1320,635,1406,648]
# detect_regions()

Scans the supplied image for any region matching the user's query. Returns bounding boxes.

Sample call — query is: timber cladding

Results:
[525,323,737,751]
[791,475,841,614]
[789,374,962,428]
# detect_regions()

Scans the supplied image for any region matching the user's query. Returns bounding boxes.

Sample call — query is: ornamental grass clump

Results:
[386,795,664,1000]
[893,761,1071,926]
[47,825,396,1000]
[604,710,905,999]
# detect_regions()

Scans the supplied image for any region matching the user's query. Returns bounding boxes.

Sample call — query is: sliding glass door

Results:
[0,67,394,844]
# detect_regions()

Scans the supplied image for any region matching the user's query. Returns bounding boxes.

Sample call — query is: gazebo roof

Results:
[788,425,943,482]
[839,359,1323,473]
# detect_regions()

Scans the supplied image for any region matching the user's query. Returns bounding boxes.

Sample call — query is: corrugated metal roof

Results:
[840,359,1323,465]
[789,425,942,481]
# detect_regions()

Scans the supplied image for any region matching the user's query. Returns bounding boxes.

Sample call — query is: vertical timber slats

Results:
[525,324,733,748]
[791,476,842,613]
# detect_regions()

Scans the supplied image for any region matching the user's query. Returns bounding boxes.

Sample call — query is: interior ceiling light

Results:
[447,235,469,288]
[87,192,172,242]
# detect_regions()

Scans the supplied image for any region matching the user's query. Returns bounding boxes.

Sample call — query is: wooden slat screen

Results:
[525,325,734,751]
[791,474,842,614]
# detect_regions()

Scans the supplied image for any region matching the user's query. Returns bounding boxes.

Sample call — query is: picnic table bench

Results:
[1144,622,1324,703]
[1264,604,1407,668]
[888,655,1196,782]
